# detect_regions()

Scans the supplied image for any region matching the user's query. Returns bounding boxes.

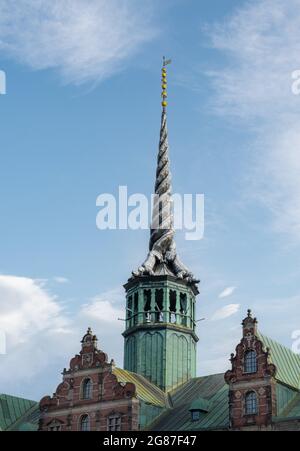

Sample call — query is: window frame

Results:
[191,410,201,422]
[245,391,258,416]
[244,350,257,374]
[107,414,122,431]
[82,378,93,400]
[80,414,90,431]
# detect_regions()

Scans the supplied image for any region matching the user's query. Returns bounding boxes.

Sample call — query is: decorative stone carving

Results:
[39,329,139,431]
[132,107,199,285]
[225,310,277,430]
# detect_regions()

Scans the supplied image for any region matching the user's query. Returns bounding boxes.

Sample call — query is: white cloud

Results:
[0,275,68,348]
[0,0,156,85]
[211,304,240,321]
[207,0,300,119]
[0,276,124,399]
[207,0,300,243]
[80,299,123,324]
[218,286,236,299]
[0,330,6,355]
[79,286,125,325]
[78,286,124,339]
[53,276,69,284]
[78,290,124,366]
[0,275,75,398]
[89,286,124,305]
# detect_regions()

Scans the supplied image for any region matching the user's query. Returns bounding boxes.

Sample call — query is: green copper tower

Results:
[123,59,199,392]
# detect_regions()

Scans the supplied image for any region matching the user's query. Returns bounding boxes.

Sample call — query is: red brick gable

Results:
[39,329,139,431]
[225,310,277,430]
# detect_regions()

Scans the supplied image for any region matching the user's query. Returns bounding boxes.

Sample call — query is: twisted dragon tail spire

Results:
[149,62,174,254]
[132,59,198,284]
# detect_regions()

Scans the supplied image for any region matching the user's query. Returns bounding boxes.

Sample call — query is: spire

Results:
[132,58,199,285]
[149,58,174,255]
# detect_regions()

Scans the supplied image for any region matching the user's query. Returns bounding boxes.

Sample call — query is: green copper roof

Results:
[259,333,300,390]
[276,383,299,415]
[275,384,300,419]
[0,394,39,431]
[148,333,300,430]
[285,395,300,418]
[17,422,39,431]
[149,374,229,431]
[113,367,168,408]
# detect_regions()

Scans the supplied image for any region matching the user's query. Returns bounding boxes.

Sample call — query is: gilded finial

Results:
[161,57,171,109]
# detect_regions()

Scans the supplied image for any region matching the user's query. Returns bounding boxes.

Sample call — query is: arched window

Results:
[133,292,139,325]
[245,391,258,415]
[155,289,164,322]
[80,415,90,431]
[169,290,177,324]
[244,350,257,373]
[127,295,133,327]
[143,289,151,322]
[180,293,187,326]
[107,414,121,431]
[82,378,93,400]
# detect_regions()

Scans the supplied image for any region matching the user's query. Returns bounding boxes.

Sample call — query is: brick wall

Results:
[225,311,277,430]
[39,329,140,431]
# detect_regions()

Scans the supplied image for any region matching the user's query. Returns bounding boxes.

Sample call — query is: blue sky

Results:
[0,0,300,400]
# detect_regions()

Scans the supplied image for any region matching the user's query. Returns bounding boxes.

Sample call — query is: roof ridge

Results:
[0,394,38,431]
[112,367,168,408]
[258,331,300,390]
[6,402,39,432]
[0,393,37,404]
[258,331,300,359]
[115,367,166,395]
